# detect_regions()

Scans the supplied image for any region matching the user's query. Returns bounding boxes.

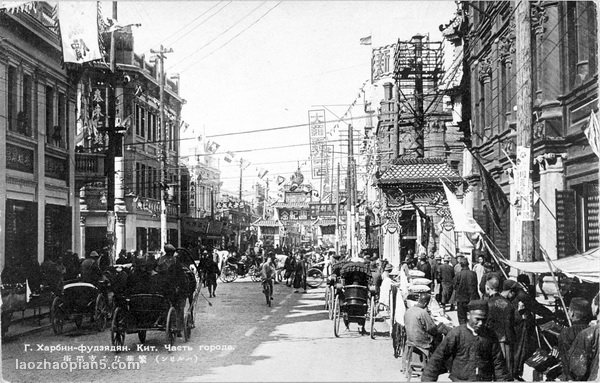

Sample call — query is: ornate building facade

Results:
[457,1,598,261]
[0,4,77,281]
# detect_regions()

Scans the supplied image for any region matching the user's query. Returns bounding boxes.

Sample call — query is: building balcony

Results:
[75,152,106,188]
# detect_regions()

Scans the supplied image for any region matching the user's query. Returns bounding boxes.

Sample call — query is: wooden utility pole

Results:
[335,163,341,255]
[150,44,173,249]
[515,1,534,262]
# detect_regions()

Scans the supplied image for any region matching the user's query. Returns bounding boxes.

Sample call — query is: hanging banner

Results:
[371,44,397,82]
[58,2,103,64]
[515,146,533,220]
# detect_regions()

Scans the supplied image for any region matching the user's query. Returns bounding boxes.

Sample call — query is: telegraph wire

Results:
[161,1,231,47]
[170,1,267,69]
[177,1,281,73]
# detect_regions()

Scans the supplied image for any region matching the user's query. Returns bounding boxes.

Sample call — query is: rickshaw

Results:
[332,261,376,338]
[111,293,187,349]
[110,249,199,349]
[50,281,110,334]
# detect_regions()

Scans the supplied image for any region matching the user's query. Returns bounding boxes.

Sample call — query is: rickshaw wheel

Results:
[50,297,65,335]
[369,295,376,339]
[94,294,108,331]
[183,312,192,342]
[324,286,329,310]
[328,286,335,320]
[333,296,341,338]
[111,307,126,349]
[166,307,176,347]
[138,331,147,343]
[74,315,83,329]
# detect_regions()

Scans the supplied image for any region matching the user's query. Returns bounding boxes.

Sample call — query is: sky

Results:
[113,0,458,198]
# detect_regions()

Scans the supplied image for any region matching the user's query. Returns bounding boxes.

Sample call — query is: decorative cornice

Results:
[498,22,516,66]
[531,1,549,36]
[478,57,492,81]
[533,152,568,171]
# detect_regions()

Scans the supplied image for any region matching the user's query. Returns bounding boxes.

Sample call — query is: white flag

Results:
[442,181,483,233]
[584,110,600,158]
[58,2,102,64]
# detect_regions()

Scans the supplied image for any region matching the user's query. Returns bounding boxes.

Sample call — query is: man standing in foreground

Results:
[421,300,511,382]
[454,258,479,324]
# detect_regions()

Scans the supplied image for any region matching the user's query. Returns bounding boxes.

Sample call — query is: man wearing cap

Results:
[555,297,593,379]
[80,251,103,286]
[422,299,511,381]
[157,244,188,336]
[454,258,479,324]
[417,254,433,281]
[437,256,455,313]
[484,276,515,375]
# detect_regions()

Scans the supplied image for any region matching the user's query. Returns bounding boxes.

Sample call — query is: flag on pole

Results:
[441,181,484,233]
[224,151,235,163]
[277,176,285,185]
[258,169,269,179]
[359,35,372,45]
[472,153,510,232]
[58,2,103,64]
[584,110,600,158]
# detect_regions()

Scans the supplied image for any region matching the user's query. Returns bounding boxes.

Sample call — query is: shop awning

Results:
[500,247,600,283]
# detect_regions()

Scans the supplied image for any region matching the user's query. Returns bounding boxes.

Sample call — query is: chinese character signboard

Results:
[371,44,396,82]
[309,203,336,218]
[308,109,329,179]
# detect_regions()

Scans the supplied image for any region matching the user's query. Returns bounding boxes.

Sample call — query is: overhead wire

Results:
[177,1,281,73]
[170,1,269,70]
[161,1,230,47]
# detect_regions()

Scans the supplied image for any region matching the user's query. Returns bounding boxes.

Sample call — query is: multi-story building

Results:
[0,3,78,282]
[77,31,184,256]
[371,34,466,266]
[457,1,598,261]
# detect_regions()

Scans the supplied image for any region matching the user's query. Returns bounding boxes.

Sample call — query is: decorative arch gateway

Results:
[376,158,466,261]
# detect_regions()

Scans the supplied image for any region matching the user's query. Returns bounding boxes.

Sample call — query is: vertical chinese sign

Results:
[308,109,330,180]
[371,44,396,82]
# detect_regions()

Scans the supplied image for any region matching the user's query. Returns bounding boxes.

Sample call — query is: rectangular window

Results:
[7,66,17,131]
[57,92,66,148]
[21,73,32,136]
[135,162,140,195]
[45,86,54,143]
[140,164,146,197]
[135,104,141,136]
[140,107,146,138]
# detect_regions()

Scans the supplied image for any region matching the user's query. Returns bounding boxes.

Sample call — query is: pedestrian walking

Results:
[437,256,455,312]
[421,299,511,381]
[454,258,479,324]
[566,309,600,381]
[473,255,486,297]
[205,255,220,297]
[417,254,433,280]
[485,277,516,378]
[556,297,593,379]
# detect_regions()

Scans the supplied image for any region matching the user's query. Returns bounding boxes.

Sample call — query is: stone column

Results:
[36,77,45,264]
[116,213,127,254]
[534,153,567,261]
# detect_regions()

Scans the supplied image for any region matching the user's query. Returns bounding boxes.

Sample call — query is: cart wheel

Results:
[138,330,147,343]
[94,294,108,332]
[324,286,329,310]
[50,297,65,335]
[333,296,341,338]
[328,286,335,320]
[369,296,376,339]
[306,268,324,288]
[183,312,192,342]
[110,307,126,349]
[249,266,261,282]
[166,307,176,347]
[220,266,237,283]
[74,315,83,329]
